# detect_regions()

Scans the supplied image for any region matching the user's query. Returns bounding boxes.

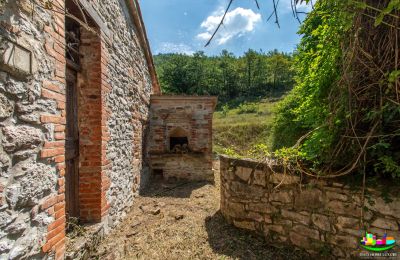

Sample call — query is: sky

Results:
[139,0,312,57]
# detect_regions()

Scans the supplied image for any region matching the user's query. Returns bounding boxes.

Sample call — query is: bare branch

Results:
[204,0,234,47]
[272,0,280,28]
[254,0,260,10]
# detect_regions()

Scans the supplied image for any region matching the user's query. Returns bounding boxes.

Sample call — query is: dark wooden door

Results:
[65,66,79,219]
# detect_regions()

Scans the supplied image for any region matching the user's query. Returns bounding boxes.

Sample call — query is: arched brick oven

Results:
[148,95,217,181]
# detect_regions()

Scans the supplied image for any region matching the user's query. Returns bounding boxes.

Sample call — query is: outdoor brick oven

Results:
[148,95,217,181]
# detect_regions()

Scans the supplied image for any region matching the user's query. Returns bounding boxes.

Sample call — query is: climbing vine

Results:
[272,0,400,179]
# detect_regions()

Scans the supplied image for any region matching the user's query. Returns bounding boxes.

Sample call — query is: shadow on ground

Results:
[141,180,212,198]
[205,211,310,260]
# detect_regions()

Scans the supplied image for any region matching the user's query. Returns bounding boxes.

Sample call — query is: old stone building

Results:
[0,0,175,259]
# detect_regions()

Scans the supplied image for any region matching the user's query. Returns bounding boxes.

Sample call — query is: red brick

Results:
[54,132,65,140]
[55,208,64,220]
[41,148,64,158]
[40,115,66,124]
[57,194,65,203]
[47,223,64,241]
[42,88,65,102]
[44,141,64,148]
[54,202,65,212]
[54,125,65,132]
[47,216,65,232]
[43,80,64,94]
[41,195,57,210]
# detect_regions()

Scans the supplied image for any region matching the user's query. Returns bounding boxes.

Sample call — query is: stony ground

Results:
[90,162,309,260]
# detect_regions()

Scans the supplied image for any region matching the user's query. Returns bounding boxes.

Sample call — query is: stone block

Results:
[235,166,252,182]
[233,220,255,231]
[366,197,400,219]
[281,210,310,225]
[270,190,293,204]
[247,202,276,214]
[311,214,331,232]
[0,94,13,119]
[340,228,363,237]
[246,211,263,222]
[264,215,272,224]
[2,125,43,152]
[331,247,345,258]
[0,40,32,77]
[289,231,311,249]
[270,173,300,185]
[5,161,56,209]
[371,217,398,231]
[326,191,348,202]
[266,224,284,234]
[327,200,360,217]
[223,201,246,218]
[293,225,320,240]
[329,235,358,249]
[294,189,323,210]
[230,181,265,198]
[253,170,266,187]
[336,216,359,229]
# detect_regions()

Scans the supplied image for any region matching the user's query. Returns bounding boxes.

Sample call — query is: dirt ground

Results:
[91,162,308,260]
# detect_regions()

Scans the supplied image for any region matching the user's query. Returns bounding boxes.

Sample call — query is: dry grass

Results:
[91,162,308,260]
[213,99,278,156]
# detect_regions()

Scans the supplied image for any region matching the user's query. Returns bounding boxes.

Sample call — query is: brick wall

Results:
[149,96,217,181]
[219,155,400,258]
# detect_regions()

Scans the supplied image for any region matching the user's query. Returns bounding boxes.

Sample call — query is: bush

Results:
[237,103,258,114]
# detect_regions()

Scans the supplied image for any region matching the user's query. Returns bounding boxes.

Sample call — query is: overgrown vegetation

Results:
[154,49,294,105]
[213,99,277,159]
[272,0,400,179]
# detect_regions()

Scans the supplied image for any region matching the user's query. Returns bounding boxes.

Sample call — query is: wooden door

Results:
[65,66,79,219]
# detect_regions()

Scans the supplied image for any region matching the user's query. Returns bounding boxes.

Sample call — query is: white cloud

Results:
[280,0,314,13]
[155,42,195,55]
[197,7,261,45]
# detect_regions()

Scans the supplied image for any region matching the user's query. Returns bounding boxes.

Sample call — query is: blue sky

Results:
[139,0,312,56]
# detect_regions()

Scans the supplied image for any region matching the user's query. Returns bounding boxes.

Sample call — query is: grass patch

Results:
[213,98,279,157]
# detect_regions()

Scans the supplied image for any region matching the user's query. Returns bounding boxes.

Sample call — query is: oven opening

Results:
[169,127,189,153]
[170,137,188,152]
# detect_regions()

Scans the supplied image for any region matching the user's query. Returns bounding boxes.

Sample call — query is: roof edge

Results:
[150,95,218,108]
[126,0,161,94]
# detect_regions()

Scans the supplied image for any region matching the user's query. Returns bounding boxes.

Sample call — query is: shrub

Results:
[237,103,258,114]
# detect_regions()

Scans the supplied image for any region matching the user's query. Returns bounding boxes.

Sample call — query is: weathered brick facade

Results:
[149,96,217,181]
[0,0,159,259]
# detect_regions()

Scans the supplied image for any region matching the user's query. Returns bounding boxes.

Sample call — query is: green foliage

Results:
[272,0,353,160]
[271,0,400,178]
[219,147,242,158]
[237,103,258,114]
[213,100,277,158]
[154,49,295,104]
[221,104,230,118]
[248,143,271,159]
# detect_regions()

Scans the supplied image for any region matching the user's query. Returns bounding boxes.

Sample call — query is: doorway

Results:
[65,16,81,220]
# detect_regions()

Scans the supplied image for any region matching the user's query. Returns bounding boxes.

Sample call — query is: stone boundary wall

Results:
[219,155,400,258]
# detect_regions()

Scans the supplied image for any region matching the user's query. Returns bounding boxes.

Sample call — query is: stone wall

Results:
[0,0,155,259]
[219,155,400,258]
[149,96,217,181]
[0,1,68,258]
[87,0,154,228]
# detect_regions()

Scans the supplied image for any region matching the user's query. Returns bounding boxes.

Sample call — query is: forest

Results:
[154,50,294,105]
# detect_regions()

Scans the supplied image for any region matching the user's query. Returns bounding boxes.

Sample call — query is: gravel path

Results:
[90,163,309,260]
